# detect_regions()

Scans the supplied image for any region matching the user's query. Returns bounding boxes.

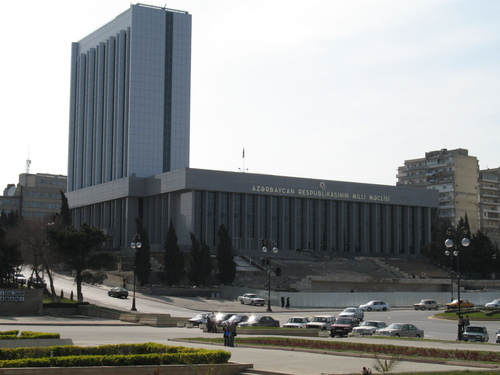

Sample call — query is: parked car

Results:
[376,323,424,338]
[359,300,390,311]
[238,315,279,327]
[107,287,128,298]
[188,312,210,327]
[237,293,266,306]
[220,314,249,327]
[413,299,439,310]
[445,299,474,310]
[283,317,309,328]
[14,274,27,285]
[27,276,46,289]
[215,313,236,326]
[305,316,336,330]
[352,320,387,335]
[485,299,500,307]
[496,328,500,343]
[338,307,364,320]
[330,317,360,337]
[462,325,489,342]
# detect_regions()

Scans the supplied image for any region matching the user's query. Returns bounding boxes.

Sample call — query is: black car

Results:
[108,287,129,298]
[28,276,46,289]
[330,317,360,337]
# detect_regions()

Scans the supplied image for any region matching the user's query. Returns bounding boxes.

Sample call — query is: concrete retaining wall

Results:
[221,285,500,308]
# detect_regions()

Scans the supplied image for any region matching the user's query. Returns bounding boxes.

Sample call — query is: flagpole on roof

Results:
[239,147,248,173]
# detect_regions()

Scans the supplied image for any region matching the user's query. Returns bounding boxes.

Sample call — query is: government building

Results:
[66,4,438,257]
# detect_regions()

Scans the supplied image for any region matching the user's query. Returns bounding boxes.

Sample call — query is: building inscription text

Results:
[251,186,390,202]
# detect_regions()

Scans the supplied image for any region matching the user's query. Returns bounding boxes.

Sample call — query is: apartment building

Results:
[397,148,479,232]
[478,168,500,245]
[0,173,67,219]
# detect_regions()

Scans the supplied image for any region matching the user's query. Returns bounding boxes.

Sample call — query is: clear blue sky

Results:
[1,0,499,192]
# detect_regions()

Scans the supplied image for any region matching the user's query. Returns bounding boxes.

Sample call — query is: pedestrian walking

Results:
[286,296,290,309]
[281,296,285,308]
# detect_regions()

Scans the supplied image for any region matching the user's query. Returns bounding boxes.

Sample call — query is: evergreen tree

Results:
[60,191,71,226]
[216,224,236,285]
[134,217,151,286]
[187,232,213,286]
[0,211,22,287]
[163,220,184,285]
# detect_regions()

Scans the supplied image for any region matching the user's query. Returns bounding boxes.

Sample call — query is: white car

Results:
[352,320,387,335]
[305,316,336,330]
[359,300,390,311]
[283,317,309,328]
[485,299,500,307]
[237,293,266,306]
[338,307,364,320]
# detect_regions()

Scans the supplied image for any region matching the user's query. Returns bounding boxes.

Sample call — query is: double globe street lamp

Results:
[130,234,142,312]
[262,240,278,313]
[444,226,470,341]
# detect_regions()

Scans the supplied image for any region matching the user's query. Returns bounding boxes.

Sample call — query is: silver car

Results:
[352,320,387,335]
[338,307,364,320]
[283,317,309,328]
[462,325,489,342]
[359,300,390,312]
[376,323,424,338]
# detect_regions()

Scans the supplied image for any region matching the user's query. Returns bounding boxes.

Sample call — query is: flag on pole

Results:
[242,148,245,158]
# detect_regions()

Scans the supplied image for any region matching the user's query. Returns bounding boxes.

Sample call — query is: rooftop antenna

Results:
[239,147,248,173]
[25,146,31,174]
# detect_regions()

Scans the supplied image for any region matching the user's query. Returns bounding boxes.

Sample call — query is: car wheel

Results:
[240,300,244,304]
[394,333,400,337]
[367,307,372,311]
[416,334,421,338]
[382,307,387,311]
[250,301,255,306]
[435,306,439,310]
[330,333,335,338]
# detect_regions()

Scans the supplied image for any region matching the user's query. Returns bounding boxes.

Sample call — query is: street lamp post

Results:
[444,226,470,341]
[262,240,278,313]
[130,234,142,312]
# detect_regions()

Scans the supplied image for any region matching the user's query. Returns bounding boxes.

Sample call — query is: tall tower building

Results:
[67,4,191,192]
[396,148,479,231]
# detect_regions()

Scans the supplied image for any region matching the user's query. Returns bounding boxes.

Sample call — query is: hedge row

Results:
[0,330,60,340]
[0,343,231,368]
[240,337,500,362]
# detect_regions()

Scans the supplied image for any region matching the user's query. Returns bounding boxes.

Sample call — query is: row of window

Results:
[23,202,61,209]
[23,191,62,199]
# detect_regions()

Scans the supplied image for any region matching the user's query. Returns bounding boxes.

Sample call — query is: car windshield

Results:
[311,317,327,322]
[362,321,378,327]
[387,323,403,330]
[466,327,485,333]
[247,316,262,323]
[288,318,305,323]
[344,308,356,312]
[336,318,352,324]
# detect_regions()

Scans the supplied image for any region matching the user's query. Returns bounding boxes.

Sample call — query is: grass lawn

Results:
[435,309,500,321]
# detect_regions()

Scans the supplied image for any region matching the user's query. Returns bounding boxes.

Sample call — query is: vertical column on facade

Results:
[75,54,87,190]
[290,198,297,252]
[315,200,322,251]
[84,48,95,188]
[358,203,366,253]
[125,197,140,252]
[103,37,115,183]
[241,193,248,251]
[380,204,388,254]
[402,206,410,255]
[68,44,78,192]
[114,31,127,180]
[94,42,106,186]
[370,203,377,254]
[326,200,332,253]
[349,202,356,252]
[423,207,432,250]
[337,201,345,253]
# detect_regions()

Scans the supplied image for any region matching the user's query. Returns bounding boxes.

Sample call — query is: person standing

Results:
[228,322,237,347]
[286,296,290,309]
[463,315,470,327]
[223,323,230,346]
[281,296,285,308]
